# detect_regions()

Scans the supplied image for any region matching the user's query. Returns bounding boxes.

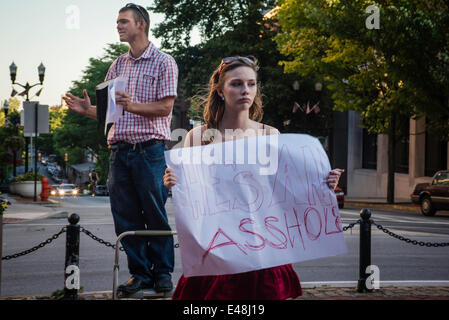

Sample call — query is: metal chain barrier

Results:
[371,221,449,247]
[80,227,124,251]
[341,219,449,247]
[80,227,180,250]
[1,225,179,261]
[1,227,67,260]
[343,219,361,231]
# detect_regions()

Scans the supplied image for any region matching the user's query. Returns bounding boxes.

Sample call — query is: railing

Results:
[2,209,449,299]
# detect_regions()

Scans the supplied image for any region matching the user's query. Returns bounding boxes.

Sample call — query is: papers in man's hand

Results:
[105,77,127,135]
[95,77,128,135]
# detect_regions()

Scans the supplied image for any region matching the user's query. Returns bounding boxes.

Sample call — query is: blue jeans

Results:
[108,141,174,284]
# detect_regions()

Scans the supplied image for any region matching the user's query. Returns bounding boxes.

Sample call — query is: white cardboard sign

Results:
[165,134,347,277]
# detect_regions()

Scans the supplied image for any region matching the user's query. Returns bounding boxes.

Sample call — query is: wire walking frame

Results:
[112,230,177,300]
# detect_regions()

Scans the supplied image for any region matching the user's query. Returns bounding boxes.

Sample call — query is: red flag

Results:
[305,101,311,114]
[292,102,300,113]
[312,102,320,114]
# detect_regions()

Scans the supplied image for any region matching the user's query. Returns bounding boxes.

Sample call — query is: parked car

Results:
[55,184,79,198]
[411,170,449,216]
[95,184,109,196]
[334,187,345,209]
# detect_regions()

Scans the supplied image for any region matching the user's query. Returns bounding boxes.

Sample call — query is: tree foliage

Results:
[150,0,333,136]
[0,108,22,181]
[150,0,276,50]
[275,0,449,202]
[37,107,67,156]
[275,0,449,138]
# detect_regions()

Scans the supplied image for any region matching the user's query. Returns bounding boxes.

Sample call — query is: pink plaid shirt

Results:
[105,42,178,144]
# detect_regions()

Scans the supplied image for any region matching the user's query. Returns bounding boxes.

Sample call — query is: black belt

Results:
[109,139,164,151]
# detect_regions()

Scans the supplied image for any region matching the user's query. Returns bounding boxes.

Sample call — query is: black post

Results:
[25,137,29,173]
[25,94,30,173]
[357,208,372,292]
[64,213,80,300]
[34,102,38,201]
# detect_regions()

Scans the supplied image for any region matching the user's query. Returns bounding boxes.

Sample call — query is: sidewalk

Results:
[1,285,449,300]
[1,194,61,222]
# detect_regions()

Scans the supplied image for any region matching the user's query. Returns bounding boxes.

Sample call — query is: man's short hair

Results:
[119,4,150,36]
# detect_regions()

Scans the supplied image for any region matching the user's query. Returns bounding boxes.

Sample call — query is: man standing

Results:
[63,4,177,295]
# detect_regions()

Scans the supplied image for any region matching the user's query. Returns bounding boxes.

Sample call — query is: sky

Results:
[0,0,199,108]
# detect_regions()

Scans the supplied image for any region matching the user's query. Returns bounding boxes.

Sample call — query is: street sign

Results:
[22,102,49,136]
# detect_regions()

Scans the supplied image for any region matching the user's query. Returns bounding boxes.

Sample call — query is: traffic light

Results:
[37,152,42,162]
[64,153,68,162]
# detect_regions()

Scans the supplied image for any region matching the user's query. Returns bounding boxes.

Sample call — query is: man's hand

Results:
[115,91,133,112]
[114,93,175,117]
[63,89,92,116]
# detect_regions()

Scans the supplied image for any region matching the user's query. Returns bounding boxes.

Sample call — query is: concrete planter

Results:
[10,181,42,198]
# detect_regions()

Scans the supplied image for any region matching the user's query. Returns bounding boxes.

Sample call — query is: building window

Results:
[425,132,448,177]
[362,129,377,169]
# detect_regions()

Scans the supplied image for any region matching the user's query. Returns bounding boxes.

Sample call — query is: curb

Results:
[7,195,61,206]
[344,201,419,213]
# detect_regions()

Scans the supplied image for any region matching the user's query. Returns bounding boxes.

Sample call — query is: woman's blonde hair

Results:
[200,56,264,131]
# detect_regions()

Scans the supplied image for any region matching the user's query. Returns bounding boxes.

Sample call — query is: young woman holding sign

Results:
[164,56,344,300]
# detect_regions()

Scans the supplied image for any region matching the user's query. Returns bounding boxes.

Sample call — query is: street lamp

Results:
[9,61,46,173]
[9,61,46,101]
[292,80,300,91]
[3,101,9,117]
[38,63,46,84]
[9,62,17,84]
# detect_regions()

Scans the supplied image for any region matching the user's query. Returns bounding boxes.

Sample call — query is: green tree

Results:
[37,106,67,156]
[151,1,333,135]
[275,0,449,203]
[150,0,276,50]
[0,97,20,127]
[0,109,23,179]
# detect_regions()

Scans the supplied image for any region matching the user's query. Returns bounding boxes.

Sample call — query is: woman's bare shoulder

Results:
[259,123,280,135]
[184,125,207,147]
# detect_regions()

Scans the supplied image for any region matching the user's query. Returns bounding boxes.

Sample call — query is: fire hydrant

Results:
[41,177,51,201]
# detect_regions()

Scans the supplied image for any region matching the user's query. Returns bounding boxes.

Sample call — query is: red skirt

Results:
[172,264,302,300]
